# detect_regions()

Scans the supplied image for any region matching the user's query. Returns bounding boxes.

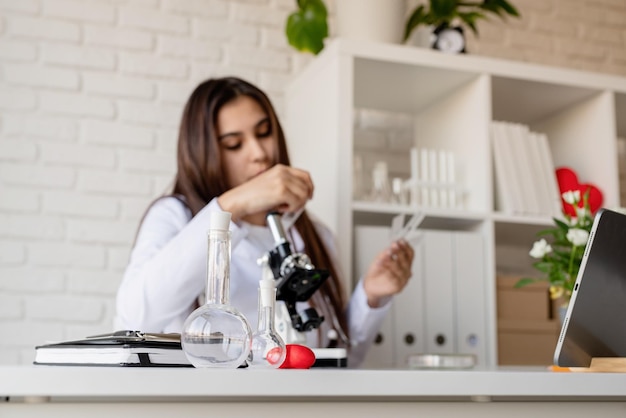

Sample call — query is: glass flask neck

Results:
[257,297,276,333]
[205,229,231,305]
[248,283,286,368]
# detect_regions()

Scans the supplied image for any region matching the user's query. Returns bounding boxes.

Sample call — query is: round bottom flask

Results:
[181,211,252,368]
[182,304,251,368]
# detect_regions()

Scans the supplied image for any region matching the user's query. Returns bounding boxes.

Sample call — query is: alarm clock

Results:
[432,25,466,54]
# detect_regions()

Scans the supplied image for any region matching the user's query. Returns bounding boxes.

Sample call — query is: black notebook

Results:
[34,330,192,367]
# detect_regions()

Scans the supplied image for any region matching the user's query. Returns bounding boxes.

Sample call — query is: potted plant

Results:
[285,0,520,55]
[515,190,595,322]
[403,0,520,53]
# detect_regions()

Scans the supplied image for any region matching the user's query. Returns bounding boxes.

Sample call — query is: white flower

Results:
[567,228,589,246]
[529,238,552,258]
[575,206,589,220]
[562,190,580,205]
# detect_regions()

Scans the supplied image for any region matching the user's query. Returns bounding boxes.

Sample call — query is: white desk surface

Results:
[2,365,626,399]
[2,366,626,418]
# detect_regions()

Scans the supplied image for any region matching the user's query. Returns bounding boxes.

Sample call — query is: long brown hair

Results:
[172,77,349,339]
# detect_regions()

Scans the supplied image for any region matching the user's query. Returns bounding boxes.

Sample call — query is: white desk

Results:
[2,366,626,417]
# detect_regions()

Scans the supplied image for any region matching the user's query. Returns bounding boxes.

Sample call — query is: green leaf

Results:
[536,227,559,236]
[533,261,552,273]
[514,277,539,288]
[285,0,328,55]
[431,0,458,18]
[495,0,521,17]
[479,0,520,17]
[554,218,570,231]
[404,5,427,41]
[478,1,502,16]
[457,11,484,35]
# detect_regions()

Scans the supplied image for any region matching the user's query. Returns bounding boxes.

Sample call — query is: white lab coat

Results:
[115,196,391,367]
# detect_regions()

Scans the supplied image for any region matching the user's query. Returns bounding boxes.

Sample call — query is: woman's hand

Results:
[362,239,414,308]
[218,164,314,223]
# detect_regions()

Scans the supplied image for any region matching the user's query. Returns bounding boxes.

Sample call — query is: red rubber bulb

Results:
[278,344,316,369]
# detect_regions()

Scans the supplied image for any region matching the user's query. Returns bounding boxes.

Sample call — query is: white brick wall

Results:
[0,0,624,365]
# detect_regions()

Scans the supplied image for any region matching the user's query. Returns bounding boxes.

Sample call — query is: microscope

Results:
[262,211,328,344]
[260,212,347,367]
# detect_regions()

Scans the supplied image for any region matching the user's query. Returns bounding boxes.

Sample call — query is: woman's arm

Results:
[348,238,413,367]
[115,197,245,332]
[312,221,395,368]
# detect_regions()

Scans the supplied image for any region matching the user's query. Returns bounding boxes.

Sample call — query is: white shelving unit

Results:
[284,38,626,368]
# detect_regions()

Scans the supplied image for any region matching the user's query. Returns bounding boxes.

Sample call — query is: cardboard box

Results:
[496,275,551,321]
[496,275,561,365]
[497,319,560,366]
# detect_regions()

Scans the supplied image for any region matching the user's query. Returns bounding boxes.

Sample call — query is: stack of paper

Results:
[491,121,561,217]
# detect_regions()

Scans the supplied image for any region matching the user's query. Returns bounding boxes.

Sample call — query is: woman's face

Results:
[216,95,276,189]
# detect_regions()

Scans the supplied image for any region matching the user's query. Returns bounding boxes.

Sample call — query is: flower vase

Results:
[336,0,406,45]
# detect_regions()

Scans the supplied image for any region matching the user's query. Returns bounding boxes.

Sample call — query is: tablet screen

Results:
[554,209,626,367]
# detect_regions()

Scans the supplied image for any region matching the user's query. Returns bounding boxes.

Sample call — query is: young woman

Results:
[115,77,414,367]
